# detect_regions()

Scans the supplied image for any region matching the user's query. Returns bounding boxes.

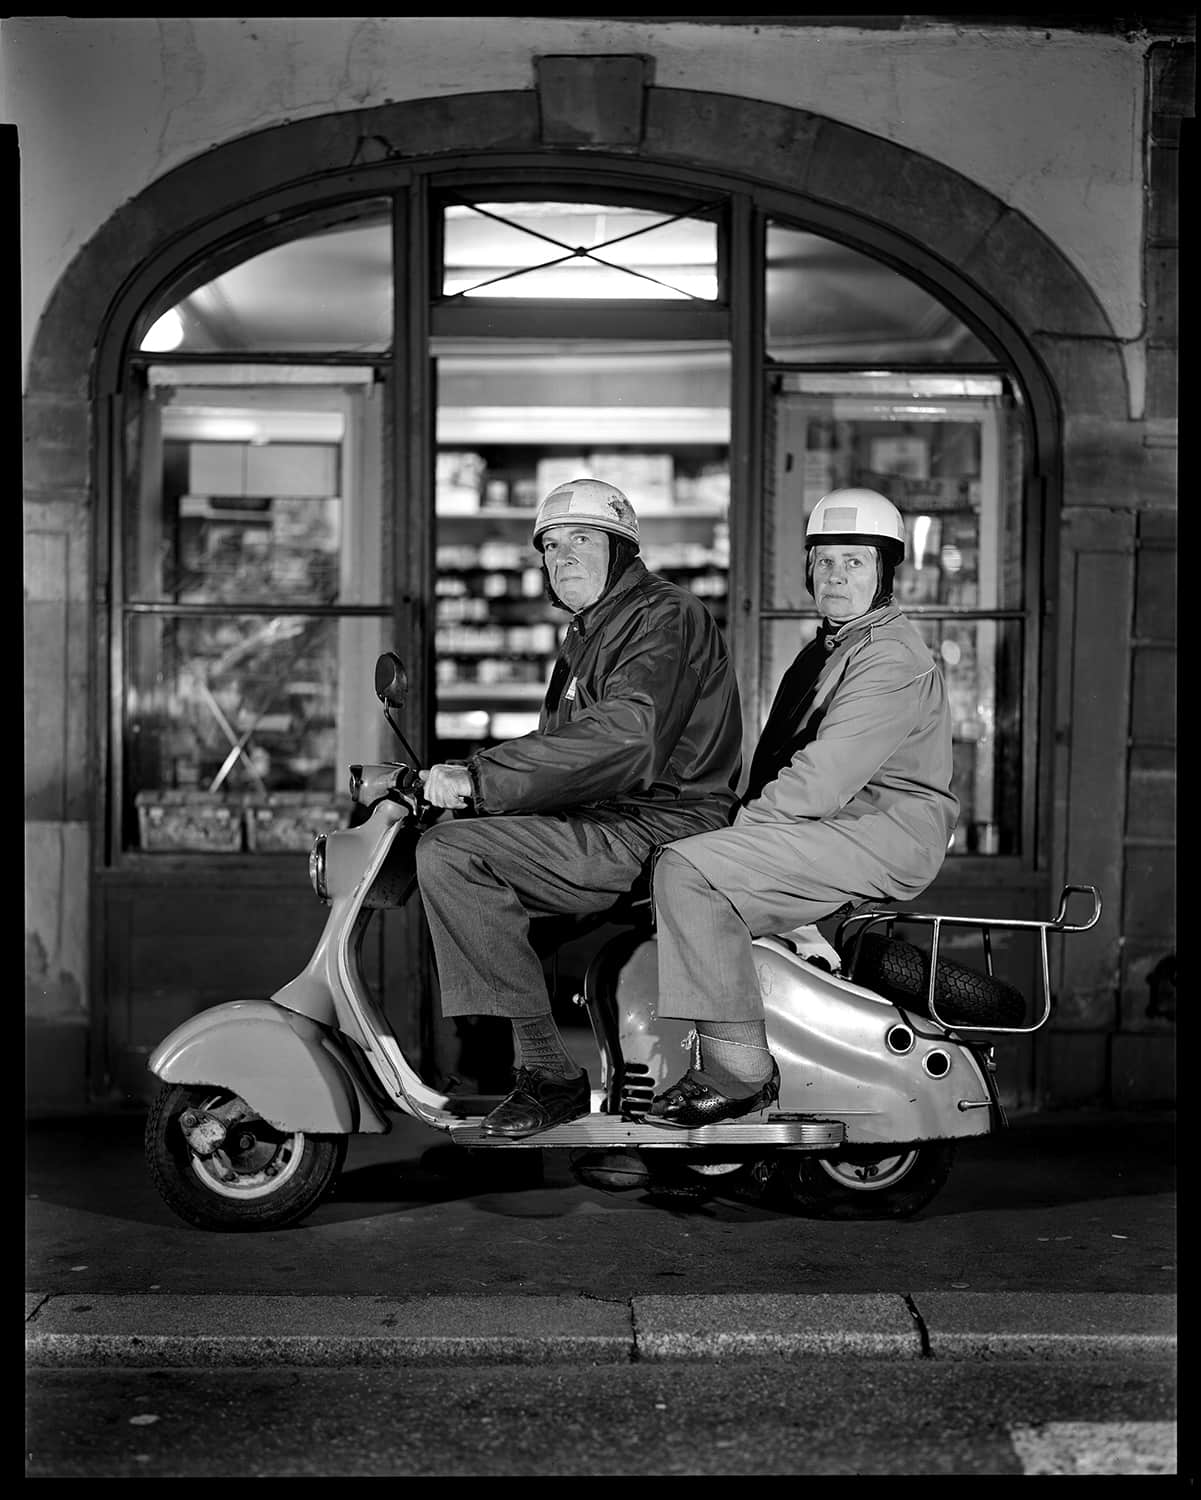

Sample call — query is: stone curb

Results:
[25,1292,1176,1369]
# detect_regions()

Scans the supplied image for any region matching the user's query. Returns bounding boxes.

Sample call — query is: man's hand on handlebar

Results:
[420,764,474,810]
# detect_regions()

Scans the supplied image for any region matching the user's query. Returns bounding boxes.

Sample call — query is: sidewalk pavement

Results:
[26,1290,1177,1368]
[25,1104,1177,1368]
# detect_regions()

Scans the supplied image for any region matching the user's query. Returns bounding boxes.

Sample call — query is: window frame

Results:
[97,155,1054,875]
[427,172,731,342]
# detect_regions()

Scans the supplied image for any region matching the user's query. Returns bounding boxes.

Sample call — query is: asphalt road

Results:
[25,1107,1177,1298]
[26,1357,1178,1476]
[25,1103,1180,1478]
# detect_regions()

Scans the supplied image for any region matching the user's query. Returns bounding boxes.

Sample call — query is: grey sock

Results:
[511,1013,580,1080]
[695,1020,774,1097]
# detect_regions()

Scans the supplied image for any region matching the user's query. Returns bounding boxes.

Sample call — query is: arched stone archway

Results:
[28,84,1126,429]
[24,80,1135,1110]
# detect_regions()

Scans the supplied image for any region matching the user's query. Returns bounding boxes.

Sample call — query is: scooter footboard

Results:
[148,1000,391,1135]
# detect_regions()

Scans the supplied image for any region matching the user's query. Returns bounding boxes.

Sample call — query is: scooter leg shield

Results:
[604,936,695,1108]
[148,1000,390,1135]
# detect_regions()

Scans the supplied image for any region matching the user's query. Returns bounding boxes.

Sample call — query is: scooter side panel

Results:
[754,939,992,1145]
[148,1000,391,1135]
[612,937,991,1147]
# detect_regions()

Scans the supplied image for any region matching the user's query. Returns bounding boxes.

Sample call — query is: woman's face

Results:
[811,544,878,623]
[541,524,611,611]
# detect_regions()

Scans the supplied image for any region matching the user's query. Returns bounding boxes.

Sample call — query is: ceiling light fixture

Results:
[140,308,185,352]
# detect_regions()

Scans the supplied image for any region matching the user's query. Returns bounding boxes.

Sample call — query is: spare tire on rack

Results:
[844,931,1027,1027]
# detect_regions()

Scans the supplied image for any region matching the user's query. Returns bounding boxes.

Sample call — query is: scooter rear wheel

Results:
[145,1083,348,1232]
[771,1141,956,1220]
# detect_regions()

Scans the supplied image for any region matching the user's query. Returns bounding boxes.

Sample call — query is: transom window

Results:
[439,197,721,302]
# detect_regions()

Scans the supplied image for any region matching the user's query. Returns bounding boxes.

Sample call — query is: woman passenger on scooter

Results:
[645,488,959,1128]
[415,478,743,1140]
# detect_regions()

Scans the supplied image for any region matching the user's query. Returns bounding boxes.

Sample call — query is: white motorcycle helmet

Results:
[805,487,906,606]
[805,487,906,559]
[532,478,640,552]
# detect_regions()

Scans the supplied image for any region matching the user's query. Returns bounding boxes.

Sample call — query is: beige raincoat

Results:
[660,602,959,932]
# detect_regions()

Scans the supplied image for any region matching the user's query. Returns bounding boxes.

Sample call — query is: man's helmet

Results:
[532,478,640,552]
[805,487,906,565]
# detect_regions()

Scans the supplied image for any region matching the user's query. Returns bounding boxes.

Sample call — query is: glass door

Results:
[432,343,732,761]
[120,366,392,854]
[764,371,1025,856]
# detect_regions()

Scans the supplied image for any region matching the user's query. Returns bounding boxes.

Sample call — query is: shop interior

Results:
[123,197,1018,861]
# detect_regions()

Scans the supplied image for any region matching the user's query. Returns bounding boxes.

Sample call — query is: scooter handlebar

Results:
[349,761,424,806]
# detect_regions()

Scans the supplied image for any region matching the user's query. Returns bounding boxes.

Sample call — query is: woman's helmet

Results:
[532,478,640,552]
[805,487,907,608]
[805,487,906,564]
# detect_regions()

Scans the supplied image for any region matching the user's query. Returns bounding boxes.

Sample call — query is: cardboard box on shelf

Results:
[436,451,486,513]
[586,452,674,508]
[135,790,244,853]
[243,792,354,853]
[535,456,591,496]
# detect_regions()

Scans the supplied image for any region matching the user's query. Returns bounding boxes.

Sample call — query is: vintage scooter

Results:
[145,652,1102,1231]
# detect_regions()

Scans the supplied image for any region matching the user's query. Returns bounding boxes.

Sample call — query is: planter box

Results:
[135,790,244,853]
[244,793,353,853]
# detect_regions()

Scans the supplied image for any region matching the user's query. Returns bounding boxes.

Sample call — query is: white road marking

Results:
[1011,1421,1176,1475]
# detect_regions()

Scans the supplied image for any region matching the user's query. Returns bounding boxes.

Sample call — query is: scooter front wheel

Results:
[770,1141,956,1220]
[145,1083,348,1232]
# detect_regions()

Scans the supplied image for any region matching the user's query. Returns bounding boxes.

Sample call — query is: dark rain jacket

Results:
[465,558,742,849]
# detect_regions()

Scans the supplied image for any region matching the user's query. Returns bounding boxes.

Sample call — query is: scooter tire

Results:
[640,1152,751,1207]
[847,933,1026,1027]
[769,1141,956,1220]
[145,1083,348,1232]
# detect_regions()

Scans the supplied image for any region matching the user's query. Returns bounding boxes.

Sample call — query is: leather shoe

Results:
[645,1061,780,1129]
[480,1066,591,1139]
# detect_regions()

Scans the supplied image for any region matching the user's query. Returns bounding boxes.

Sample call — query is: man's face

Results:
[541,524,611,611]
[811,543,878,623]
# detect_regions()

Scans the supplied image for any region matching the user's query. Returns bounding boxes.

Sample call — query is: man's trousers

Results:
[415,812,654,1019]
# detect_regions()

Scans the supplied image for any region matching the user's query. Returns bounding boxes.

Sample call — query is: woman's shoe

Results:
[480,1066,591,1139]
[645,1061,780,1129]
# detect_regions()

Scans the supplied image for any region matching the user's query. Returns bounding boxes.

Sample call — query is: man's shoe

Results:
[645,1061,780,1129]
[480,1066,591,1139]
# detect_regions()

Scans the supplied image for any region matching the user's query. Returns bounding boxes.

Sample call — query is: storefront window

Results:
[766,222,991,364]
[431,344,730,759]
[139,200,393,355]
[762,369,1024,856]
[114,188,1037,862]
[439,197,720,302]
[120,367,391,853]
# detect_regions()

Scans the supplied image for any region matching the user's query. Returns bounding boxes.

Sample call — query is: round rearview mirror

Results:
[374,652,408,708]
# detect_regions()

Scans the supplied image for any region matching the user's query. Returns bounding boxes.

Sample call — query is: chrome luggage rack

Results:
[835,884,1103,1035]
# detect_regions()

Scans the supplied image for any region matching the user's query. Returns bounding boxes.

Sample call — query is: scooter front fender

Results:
[147,1000,391,1135]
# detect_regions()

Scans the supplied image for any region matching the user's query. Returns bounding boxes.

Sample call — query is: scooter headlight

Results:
[309,833,329,902]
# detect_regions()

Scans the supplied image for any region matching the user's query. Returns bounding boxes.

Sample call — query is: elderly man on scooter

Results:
[416,477,743,1139]
[644,487,960,1127]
